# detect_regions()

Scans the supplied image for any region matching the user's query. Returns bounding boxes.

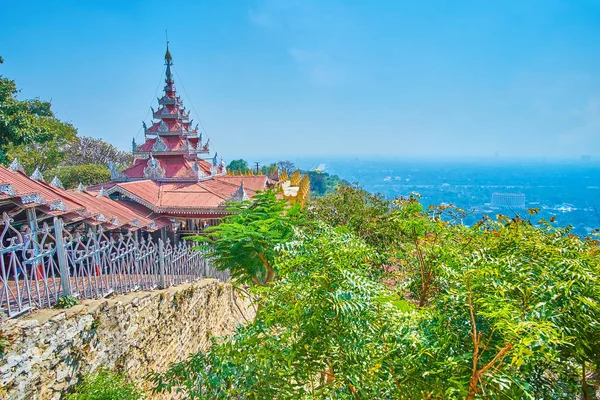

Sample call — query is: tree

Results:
[151,185,600,399]
[45,164,111,189]
[152,225,403,399]
[63,136,133,169]
[261,162,278,177]
[304,185,397,262]
[190,190,298,286]
[0,65,77,170]
[227,159,250,174]
[276,160,295,175]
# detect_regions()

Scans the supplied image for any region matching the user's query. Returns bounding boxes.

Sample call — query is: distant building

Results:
[491,193,526,208]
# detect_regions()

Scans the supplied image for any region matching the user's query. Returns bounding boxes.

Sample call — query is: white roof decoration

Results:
[96,186,108,198]
[8,158,25,173]
[50,176,65,190]
[30,167,44,182]
[229,181,250,202]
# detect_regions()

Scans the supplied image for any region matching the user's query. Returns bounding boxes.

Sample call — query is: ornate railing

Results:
[0,214,227,318]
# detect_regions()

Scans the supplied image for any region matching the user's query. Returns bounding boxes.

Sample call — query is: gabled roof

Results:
[0,166,84,214]
[0,165,171,232]
[106,175,268,214]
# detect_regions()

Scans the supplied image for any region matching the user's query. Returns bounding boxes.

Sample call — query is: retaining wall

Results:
[0,279,254,399]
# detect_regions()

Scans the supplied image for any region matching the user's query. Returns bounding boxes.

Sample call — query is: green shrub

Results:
[46,163,110,189]
[55,295,79,309]
[67,369,143,400]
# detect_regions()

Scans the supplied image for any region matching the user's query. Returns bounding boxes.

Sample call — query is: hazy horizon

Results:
[2,1,600,159]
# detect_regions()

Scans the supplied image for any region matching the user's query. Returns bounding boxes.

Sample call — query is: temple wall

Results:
[0,279,255,399]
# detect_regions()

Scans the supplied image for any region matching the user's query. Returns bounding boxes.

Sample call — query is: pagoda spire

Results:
[165,42,174,85]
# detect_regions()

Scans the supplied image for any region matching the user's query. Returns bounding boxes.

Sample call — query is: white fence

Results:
[0,213,228,318]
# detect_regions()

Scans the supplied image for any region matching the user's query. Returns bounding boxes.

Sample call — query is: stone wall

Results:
[0,279,255,399]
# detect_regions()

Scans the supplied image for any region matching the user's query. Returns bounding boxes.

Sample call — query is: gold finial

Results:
[280,170,289,182]
[290,170,301,186]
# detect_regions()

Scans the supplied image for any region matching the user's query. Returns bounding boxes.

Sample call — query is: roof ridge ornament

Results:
[30,167,45,182]
[143,154,166,179]
[50,176,65,190]
[96,186,108,198]
[8,158,25,173]
[75,183,86,192]
[108,162,127,181]
[158,120,169,133]
[152,135,168,152]
[229,180,249,202]
[49,200,68,212]
[0,183,16,197]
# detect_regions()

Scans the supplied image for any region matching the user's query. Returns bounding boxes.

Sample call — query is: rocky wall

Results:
[0,279,255,399]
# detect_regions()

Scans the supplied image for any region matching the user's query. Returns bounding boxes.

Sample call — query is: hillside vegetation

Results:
[152,185,600,399]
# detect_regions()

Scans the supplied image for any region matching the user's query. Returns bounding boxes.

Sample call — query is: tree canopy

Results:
[45,164,111,189]
[63,136,133,169]
[227,159,250,174]
[0,67,77,170]
[190,190,298,287]
[154,185,600,399]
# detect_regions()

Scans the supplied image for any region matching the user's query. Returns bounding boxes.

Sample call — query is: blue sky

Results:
[2,0,600,160]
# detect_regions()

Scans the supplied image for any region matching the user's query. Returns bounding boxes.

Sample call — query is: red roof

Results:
[121,157,216,179]
[137,136,198,152]
[107,175,268,213]
[0,166,171,232]
[0,167,84,214]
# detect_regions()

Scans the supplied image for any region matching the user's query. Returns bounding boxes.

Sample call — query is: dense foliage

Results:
[155,185,600,399]
[46,164,111,189]
[227,159,251,174]
[0,59,78,170]
[304,170,349,197]
[63,136,133,169]
[191,190,298,286]
[67,369,144,400]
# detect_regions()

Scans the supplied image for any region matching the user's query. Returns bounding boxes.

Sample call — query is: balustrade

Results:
[0,213,225,317]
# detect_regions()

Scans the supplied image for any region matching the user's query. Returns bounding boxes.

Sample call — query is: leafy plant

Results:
[154,187,600,399]
[67,369,143,400]
[152,225,404,398]
[0,67,77,170]
[189,190,298,286]
[55,295,80,309]
[46,163,111,189]
[226,159,251,174]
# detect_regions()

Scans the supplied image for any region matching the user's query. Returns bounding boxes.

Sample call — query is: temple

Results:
[92,44,270,234]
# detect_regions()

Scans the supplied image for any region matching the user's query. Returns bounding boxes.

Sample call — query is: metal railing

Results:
[0,213,227,318]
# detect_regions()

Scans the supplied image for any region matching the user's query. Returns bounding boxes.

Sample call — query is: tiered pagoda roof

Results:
[112,44,225,182]
[99,44,270,218]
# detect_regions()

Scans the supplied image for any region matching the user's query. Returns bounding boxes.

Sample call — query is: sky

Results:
[2,0,600,160]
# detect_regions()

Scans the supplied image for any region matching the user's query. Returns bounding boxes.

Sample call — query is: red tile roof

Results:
[121,157,214,179]
[107,175,268,213]
[137,136,198,152]
[0,167,84,214]
[0,166,172,232]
